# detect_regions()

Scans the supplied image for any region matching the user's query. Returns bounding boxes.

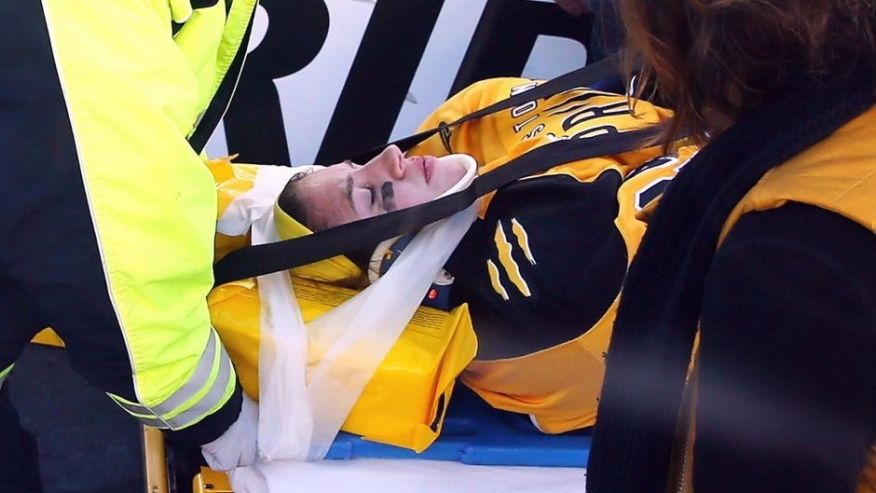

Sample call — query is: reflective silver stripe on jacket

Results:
[110,330,234,429]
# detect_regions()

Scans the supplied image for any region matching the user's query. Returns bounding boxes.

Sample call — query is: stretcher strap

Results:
[341,55,623,164]
[213,125,662,286]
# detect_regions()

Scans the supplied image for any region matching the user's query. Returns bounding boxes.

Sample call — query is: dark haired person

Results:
[586,2,876,492]
[209,76,698,440]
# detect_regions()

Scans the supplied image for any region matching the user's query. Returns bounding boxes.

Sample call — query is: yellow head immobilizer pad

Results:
[272,201,364,285]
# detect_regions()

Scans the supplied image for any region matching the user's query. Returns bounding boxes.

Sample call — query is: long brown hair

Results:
[619,0,876,144]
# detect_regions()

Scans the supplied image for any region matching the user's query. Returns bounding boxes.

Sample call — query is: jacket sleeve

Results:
[1,0,252,442]
[696,203,876,492]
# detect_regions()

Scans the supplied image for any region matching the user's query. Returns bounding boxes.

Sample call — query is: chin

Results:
[433,173,460,196]
[431,153,476,199]
[435,162,464,189]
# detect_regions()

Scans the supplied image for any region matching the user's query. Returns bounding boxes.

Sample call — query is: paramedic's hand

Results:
[201,394,259,471]
[554,0,589,16]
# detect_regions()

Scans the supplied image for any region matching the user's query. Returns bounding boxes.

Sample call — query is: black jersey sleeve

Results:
[695,202,876,493]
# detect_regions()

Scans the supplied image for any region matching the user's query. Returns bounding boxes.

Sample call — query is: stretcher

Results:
[34,321,589,492]
[145,385,590,492]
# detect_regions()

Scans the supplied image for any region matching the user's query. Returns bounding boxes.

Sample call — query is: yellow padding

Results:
[209,277,477,452]
[194,467,232,493]
[273,202,363,285]
[142,427,169,493]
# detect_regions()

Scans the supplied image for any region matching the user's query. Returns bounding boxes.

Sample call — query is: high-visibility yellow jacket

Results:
[1,0,257,439]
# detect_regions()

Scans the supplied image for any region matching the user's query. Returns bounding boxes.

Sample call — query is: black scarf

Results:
[586,71,876,492]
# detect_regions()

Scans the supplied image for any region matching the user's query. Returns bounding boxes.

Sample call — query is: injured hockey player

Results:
[207,76,698,457]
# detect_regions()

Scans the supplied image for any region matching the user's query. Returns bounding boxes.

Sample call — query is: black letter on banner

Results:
[223,0,330,165]
[315,0,445,166]
[450,0,593,95]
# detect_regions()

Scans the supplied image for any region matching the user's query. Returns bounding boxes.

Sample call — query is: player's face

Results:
[295,145,466,230]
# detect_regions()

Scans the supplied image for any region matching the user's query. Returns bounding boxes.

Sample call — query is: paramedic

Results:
[1,1,260,490]
[213,76,697,435]
[586,1,876,492]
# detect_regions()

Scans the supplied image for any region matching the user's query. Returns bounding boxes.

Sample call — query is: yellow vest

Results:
[672,105,876,493]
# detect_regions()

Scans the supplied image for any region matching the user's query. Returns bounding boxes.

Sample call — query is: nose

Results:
[373,145,405,179]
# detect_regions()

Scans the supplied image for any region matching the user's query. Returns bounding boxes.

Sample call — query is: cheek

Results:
[351,188,373,216]
[393,183,436,210]
[431,163,465,195]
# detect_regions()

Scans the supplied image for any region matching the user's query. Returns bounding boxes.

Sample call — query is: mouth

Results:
[421,156,433,184]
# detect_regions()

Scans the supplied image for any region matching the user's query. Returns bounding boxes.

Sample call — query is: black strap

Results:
[338,55,622,165]
[213,125,662,285]
[213,55,633,285]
